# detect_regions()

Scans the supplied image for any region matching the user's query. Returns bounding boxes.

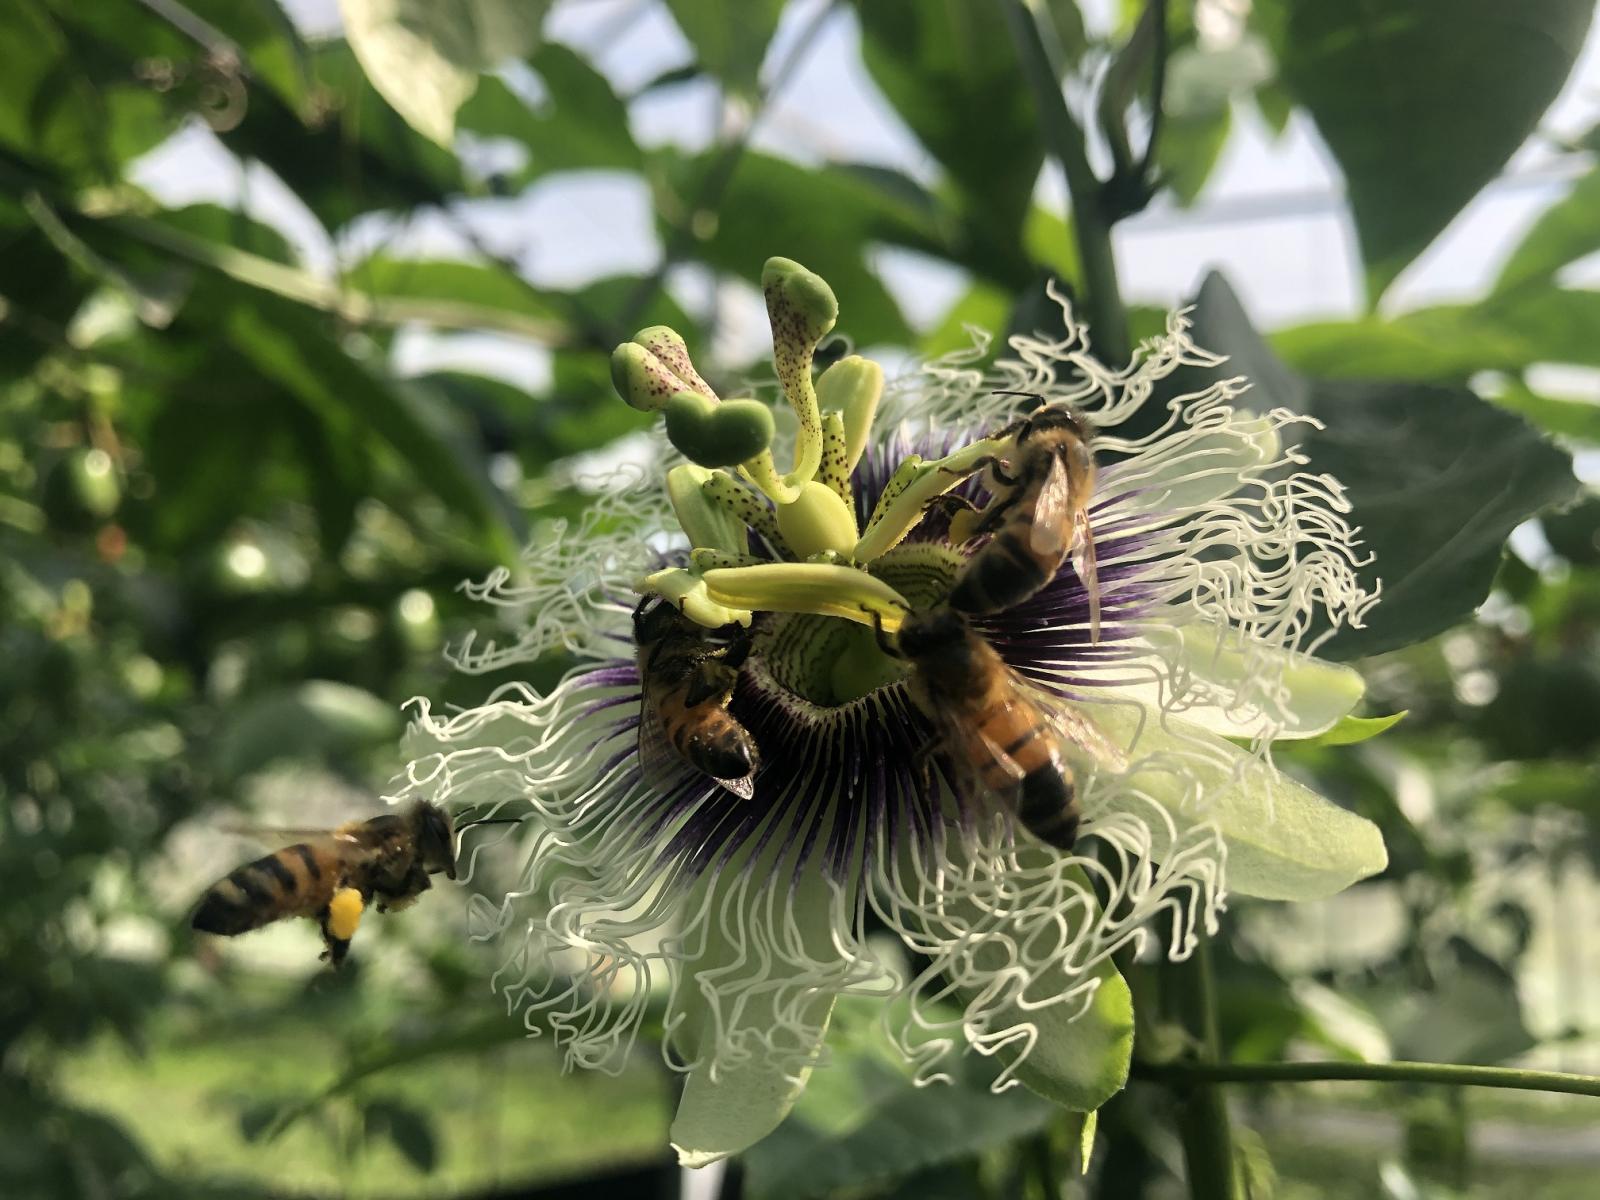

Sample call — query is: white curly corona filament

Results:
[394,288,1383,1164]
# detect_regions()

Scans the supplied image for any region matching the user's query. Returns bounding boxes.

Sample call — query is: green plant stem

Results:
[1002,0,1132,365]
[1162,942,1241,1200]
[1132,1058,1600,1099]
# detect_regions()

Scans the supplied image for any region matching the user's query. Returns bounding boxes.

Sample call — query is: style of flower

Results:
[395,258,1388,1166]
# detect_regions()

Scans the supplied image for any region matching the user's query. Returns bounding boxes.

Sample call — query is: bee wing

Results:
[1037,693,1127,773]
[218,823,351,845]
[1028,452,1075,559]
[636,695,687,791]
[1072,508,1101,643]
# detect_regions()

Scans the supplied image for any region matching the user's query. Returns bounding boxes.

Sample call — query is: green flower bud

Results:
[632,326,715,399]
[665,391,776,469]
[611,342,683,413]
[816,355,883,470]
[776,480,860,560]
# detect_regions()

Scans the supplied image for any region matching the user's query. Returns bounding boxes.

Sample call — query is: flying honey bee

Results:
[941,398,1102,641]
[634,597,760,798]
[875,606,1124,851]
[191,800,464,966]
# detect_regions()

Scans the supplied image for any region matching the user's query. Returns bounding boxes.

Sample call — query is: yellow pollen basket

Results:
[327,887,365,941]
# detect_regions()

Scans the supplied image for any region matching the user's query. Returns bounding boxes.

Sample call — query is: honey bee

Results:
[943,399,1101,640]
[191,800,458,967]
[634,597,760,798]
[875,606,1124,851]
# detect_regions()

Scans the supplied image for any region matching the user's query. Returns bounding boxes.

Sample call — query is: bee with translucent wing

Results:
[941,397,1102,642]
[874,606,1125,851]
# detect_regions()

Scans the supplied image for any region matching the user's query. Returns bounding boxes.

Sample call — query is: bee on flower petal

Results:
[876,606,1125,851]
[634,597,760,799]
[942,398,1102,641]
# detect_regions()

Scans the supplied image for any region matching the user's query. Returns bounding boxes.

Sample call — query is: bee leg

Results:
[376,866,431,914]
[720,628,753,671]
[318,886,365,966]
[866,607,902,659]
[934,454,1015,486]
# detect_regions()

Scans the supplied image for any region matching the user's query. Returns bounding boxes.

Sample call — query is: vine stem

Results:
[1132,1059,1600,1099]
[1162,941,1241,1200]
[1001,0,1132,365]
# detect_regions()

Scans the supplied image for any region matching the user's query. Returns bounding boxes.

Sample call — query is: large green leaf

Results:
[339,0,546,146]
[1186,272,1580,658]
[740,1014,1056,1200]
[854,0,1041,286]
[458,43,642,182]
[213,681,401,778]
[672,150,922,347]
[0,2,171,185]
[221,41,463,230]
[664,0,786,96]
[1493,166,1600,296]
[1265,0,1593,298]
[220,291,522,565]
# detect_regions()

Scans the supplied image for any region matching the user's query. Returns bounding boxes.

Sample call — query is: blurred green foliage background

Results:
[4,0,1600,1197]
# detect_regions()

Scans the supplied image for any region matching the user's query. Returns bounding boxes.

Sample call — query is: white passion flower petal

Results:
[668,845,849,1167]
[1087,701,1388,901]
[1078,619,1366,742]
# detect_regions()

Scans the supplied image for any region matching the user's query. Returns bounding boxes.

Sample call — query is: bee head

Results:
[411,800,458,880]
[1020,403,1087,442]
[633,597,682,647]
[897,606,970,660]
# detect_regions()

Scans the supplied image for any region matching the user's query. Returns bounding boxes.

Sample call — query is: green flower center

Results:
[757,543,966,706]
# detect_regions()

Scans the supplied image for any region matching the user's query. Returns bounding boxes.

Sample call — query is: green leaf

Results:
[342,254,568,334]
[1494,380,1600,442]
[214,681,401,778]
[1266,0,1593,298]
[1494,166,1600,296]
[1303,380,1580,658]
[0,2,172,185]
[362,1099,439,1174]
[1186,271,1581,658]
[1099,707,1389,900]
[1157,106,1231,208]
[219,40,462,229]
[673,150,918,347]
[664,0,785,96]
[1272,305,1528,381]
[741,1017,1056,1200]
[923,281,1011,358]
[855,0,1041,285]
[221,292,522,564]
[1294,711,1407,748]
[339,0,547,145]
[459,43,642,182]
